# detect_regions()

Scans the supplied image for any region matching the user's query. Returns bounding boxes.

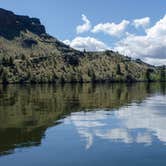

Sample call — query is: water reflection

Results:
[66,95,166,149]
[0,83,165,155]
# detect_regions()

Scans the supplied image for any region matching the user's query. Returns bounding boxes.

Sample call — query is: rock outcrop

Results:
[0,8,46,39]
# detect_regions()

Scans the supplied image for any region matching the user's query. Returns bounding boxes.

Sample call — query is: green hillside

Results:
[0,8,165,84]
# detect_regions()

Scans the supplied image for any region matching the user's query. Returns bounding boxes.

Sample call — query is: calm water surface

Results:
[0,83,166,166]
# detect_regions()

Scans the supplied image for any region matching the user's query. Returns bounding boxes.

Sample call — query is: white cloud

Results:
[133,17,150,28]
[146,15,166,37]
[63,36,109,51]
[76,14,91,34]
[114,15,166,65]
[144,58,166,66]
[92,20,130,37]
[64,15,166,65]
[63,39,70,46]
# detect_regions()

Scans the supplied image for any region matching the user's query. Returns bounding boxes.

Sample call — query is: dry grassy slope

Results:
[0,31,163,83]
[0,8,165,83]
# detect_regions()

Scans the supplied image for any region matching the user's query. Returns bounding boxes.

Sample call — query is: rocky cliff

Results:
[0,8,46,39]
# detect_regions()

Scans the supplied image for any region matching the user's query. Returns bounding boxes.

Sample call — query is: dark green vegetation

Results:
[0,8,165,84]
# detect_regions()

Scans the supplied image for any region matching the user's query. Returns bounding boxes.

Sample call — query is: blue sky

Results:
[1,0,166,65]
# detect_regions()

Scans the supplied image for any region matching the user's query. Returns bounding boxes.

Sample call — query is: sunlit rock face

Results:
[0,8,46,39]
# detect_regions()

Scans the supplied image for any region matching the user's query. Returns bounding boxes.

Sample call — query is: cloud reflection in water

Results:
[64,95,166,149]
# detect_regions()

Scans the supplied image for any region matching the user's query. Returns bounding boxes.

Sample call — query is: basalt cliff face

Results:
[0,8,165,84]
[0,8,45,39]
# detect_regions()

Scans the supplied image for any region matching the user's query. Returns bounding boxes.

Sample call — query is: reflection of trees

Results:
[0,83,165,155]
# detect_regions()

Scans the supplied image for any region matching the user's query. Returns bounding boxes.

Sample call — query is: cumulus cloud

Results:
[114,15,166,65]
[144,58,166,66]
[92,20,130,37]
[64,14,166,65]
[76,14,91,34]
[133,17,150,28]
[63,39,71,45]
[63,36,109,51]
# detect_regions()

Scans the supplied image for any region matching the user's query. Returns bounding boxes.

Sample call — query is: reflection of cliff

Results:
[0,83,165,155]
[0,126,46,155]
